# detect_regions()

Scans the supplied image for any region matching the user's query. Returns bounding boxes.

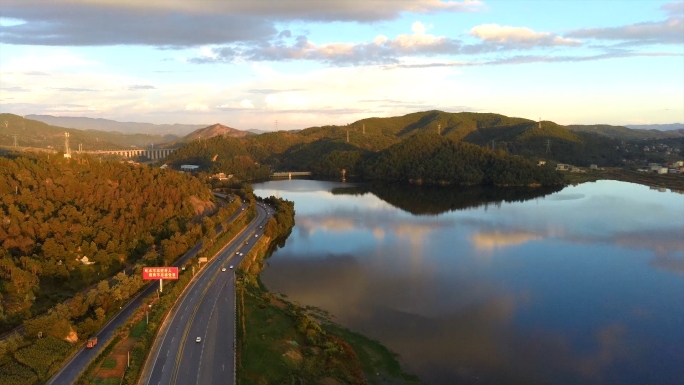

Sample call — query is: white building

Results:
[658,167,668,174]
[181,165,200,171]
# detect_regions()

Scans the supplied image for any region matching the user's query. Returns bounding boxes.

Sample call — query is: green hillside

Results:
[360,134,563,186]
[156,110,654,178]
[0,113,177,151]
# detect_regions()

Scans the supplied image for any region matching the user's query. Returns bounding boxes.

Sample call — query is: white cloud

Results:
[412,21,427,35]
[184,102,209,111]
[217,99,255,109]
[470,24,581,47]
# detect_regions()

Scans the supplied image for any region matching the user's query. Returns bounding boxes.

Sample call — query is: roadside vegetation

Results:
[0,153,245,384]
[236,196,419,384]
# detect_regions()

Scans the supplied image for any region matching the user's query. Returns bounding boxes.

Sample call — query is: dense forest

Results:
[163,136,271,180]
[360,134,564,186]
[0,154,215,330]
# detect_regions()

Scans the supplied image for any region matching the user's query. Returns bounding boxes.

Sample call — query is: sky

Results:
[0,0,682,131]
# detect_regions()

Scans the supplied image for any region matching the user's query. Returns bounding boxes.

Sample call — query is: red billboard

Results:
[142,267,179,280]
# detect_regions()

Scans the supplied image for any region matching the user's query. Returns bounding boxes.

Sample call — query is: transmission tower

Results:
[346,130,349,143]
[13,134,18,147]
[539,117,542,129]
[362,124,365,135]
[3,121,7,129]
[438,124,441,135]
[64,132,71,158]
[545,139,551,154]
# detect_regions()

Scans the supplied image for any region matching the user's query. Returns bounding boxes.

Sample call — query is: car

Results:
[229,265,234,269]
[235,251,239,255]
[221,268,226,272]
[196,337,201,343]
[241,208,244,211]
[259,226,262,229]
[255,234,258,238]
[245,241,249,245]
[239,252,243,256]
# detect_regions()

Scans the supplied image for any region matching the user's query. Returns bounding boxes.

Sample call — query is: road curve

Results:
[142,202,273,385]
[46,200,247,385]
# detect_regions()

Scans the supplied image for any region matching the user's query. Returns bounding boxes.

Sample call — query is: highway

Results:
[141,202,273,385]
[46,198,249,385]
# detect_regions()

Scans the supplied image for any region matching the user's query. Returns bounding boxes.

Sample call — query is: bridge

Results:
[86,148,176,160]
[272,171,312,178]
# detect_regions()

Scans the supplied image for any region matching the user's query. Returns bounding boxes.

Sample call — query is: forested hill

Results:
[360,134,564,186]
[0,154,213,328]
[0,113,178,151]
[164,110,655,179]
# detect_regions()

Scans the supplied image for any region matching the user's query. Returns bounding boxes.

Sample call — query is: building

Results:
[537,160,546,166]
[570,167,584,173]
[556,163,569,171]
[674,161,684,167]
[211,172,232,181]
[180,165,200,171]
[590,164,598,170]
[658,167,668,174]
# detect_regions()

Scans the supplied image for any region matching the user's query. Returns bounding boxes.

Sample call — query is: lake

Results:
[254,179,684,385]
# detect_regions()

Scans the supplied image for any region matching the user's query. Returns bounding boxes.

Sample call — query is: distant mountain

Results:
[26,114,205,136]
[181,123,254,142]
[566,124,684,140]
[626,123,684,131]
[248,129,268,135]
[0,113,181,150]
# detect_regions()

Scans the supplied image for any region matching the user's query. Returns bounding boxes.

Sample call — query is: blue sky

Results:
[0,0,682,130]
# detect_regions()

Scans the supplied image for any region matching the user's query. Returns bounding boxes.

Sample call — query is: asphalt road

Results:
[142,202,273,385]
[46,199,249,385]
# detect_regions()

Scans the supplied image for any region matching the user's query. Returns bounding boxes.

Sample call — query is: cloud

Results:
[470,24,581,47]
[47,87,97,92]
[661,1,684,16]
[190,21,593,66]
[184,102,209,111]
[0,0,482,47]
[1,86,30,92]
[382,51,683,68]
[566,17,684,45]
[216,99,255,110]
[128,84,155,90]
[246,88,306,94]
[191,25,464,65]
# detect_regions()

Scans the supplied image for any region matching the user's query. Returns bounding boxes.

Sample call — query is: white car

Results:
[235,251,239,255]
[196,337,201,343]
[239,253,243,256]
[254,234,258,238]
[221,268,226,272]
[229,265,234,269]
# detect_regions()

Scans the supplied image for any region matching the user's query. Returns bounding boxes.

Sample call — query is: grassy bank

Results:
[237,197,419,384]
[562,168,684,191]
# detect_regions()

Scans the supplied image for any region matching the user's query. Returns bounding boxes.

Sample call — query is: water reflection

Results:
[256,180,684,385]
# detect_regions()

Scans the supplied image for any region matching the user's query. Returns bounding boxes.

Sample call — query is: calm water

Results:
[254,179,684,385]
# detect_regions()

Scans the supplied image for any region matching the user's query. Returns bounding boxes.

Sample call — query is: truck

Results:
[86,337,98,348]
